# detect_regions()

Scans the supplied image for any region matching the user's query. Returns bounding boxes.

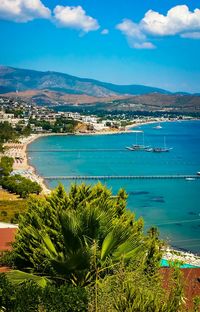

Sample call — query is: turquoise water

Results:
[160,259,199,268]
[28,120,200,254]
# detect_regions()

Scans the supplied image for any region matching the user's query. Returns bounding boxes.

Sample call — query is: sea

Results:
[28,120,200,254]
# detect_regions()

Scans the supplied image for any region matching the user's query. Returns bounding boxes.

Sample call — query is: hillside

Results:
[0,66,200,113]
[102,93,200,112]
[0,89,127,106]
[0,65,169,97]
[2,90,200,113]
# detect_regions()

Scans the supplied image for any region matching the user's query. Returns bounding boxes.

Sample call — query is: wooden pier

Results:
[28,149,127,152]
[44,175,200,180]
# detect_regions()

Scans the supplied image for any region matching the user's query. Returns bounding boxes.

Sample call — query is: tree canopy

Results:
[1,174,42,198]
[10,183,163,284]
[0,156,14,176]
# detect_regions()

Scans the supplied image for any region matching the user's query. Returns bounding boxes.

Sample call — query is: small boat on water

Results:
[126,132,149,151]
[152,147,172,153]
[185,177,196,181]
[197,172,200,176]
[153,123,162,129]
[144,147,153,152]
[126,146,135,151]
[152,137,172,153]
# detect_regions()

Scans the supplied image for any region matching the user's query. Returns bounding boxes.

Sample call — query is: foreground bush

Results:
[2,183,199,311]
[8,183,163,284]
[1,268,199,312]
[0,274,87,312]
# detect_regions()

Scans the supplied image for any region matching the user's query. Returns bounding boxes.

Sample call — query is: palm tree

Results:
[10,183,162,286]
[40,207,149,286]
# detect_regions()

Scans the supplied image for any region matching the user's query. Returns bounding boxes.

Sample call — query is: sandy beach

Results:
[4,134,50,194]
[162,247,200,267]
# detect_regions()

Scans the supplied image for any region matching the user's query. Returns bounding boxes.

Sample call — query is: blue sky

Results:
[0,0,200,92]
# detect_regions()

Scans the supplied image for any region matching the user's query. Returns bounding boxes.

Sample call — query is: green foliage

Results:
[42,283,88,312]
[0,274,41,312]
[0,183,197,311]
[29,117,78,133]
[0,121,31,146]
[9,183,162,286]
[87,262,188,312]
[0,198,27,223]
[0,143,3,153]
[0,122,19,144]
[193,297,200,312]
[5,270,48,288]
[1,175,42,198]
[15,123,32,137]
[0,274,88,312]
[0,156,14,176]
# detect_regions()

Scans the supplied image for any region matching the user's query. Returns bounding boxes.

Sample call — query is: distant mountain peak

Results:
[0,65,170,97]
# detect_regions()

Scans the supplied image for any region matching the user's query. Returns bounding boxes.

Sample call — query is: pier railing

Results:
[44,175,200,180]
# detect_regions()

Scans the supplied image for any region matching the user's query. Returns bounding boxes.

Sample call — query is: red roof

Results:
[0,228,17,251]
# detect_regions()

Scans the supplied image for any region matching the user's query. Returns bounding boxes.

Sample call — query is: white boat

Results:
[185,178,196,181]
[152,137,173,153]
[126,132,149,151]
[153,123,162,129]
[197,172,200,176]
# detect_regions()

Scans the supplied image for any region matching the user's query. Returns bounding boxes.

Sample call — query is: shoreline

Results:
[4,134,51,194]
[3,118,198,195]
[162,247,200,267]
[3,127,143,195]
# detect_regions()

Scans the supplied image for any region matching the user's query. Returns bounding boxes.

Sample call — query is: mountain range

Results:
[0,65,169,97]
[0,65,200,113]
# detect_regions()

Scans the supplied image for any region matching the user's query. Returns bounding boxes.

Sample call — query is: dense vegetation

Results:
[29,117,78,133]
[1,175,42,198]
[0,156,14,176]
[0,156,42,198]
[0,121,31,145]
[1,183,199,311]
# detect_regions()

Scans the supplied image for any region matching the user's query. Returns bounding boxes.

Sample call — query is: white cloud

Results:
[101,29,109,35]
[142,5,200,36]
[133,42,156,49]
[0,0,51,22]
[117,19,145,40]
[116,19,154,49]
[53,5,99,32]
[117,5,200,49]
